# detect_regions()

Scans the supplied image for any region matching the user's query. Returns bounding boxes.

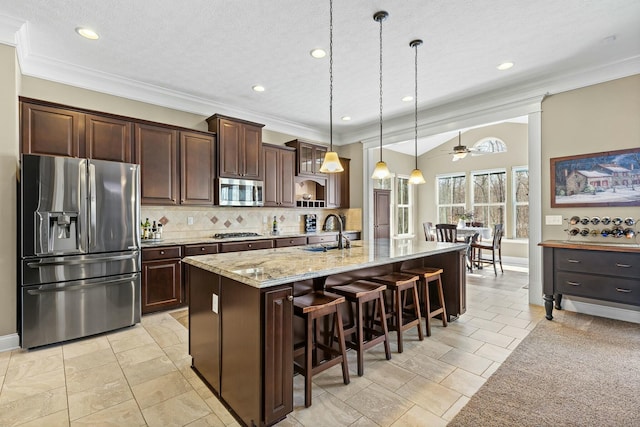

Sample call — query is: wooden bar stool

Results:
[293,291,350,407]
[330,280,391,376]
[369,272,424,353]
[402,267,448,336]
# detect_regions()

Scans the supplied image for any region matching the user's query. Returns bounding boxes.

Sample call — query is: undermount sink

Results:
[303,245,341,252]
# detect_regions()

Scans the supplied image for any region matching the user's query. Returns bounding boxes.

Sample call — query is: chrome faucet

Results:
[323,214,350,249]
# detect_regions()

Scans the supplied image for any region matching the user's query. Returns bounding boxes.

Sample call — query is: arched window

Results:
[473,137,507,154]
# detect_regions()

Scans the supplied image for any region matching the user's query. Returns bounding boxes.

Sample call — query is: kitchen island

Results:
[183,239,468,427]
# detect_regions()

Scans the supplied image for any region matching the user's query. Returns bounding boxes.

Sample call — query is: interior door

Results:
[373,189,391,239]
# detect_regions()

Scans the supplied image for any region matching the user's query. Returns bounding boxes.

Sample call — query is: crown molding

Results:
[0,14,25,46]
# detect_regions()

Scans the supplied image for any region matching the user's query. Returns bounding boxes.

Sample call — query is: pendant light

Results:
[408,39,426,185]
[371,10,391,180]
[319,0,344,173]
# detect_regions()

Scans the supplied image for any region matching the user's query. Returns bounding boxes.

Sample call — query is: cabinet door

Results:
[86,114,133,163]
[263,145,279,207]
[326,172,340,208]
[218,119,242,178]
[263,287,293,425]
[279,149,296,207]
[314,146,327,176]
[340,158,350,208]
[141,258,182,314]
[242,124,262,179]
[298,143,314,176]
[21,102,84,157]
[135,124,179,205]
[180,131,215,205]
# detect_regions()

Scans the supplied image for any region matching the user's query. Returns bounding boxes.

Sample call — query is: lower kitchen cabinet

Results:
[141,246,183,314]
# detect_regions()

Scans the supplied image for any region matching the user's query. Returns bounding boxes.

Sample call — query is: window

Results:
[437,174,466,223]
[472,170,506,230]
[396,176,411,236]
[472,137,507,154]
[513,166,529,238]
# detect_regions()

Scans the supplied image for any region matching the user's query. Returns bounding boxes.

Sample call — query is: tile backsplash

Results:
[141,206,362,240]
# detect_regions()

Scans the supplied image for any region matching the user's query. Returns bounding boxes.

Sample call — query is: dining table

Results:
[457,226,492,240]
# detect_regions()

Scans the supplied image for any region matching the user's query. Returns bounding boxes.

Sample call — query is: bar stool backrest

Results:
[435,224,457,242]
[423,222,435,241]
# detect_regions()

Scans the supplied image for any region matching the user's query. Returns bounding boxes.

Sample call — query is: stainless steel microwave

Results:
[217,178,264,206]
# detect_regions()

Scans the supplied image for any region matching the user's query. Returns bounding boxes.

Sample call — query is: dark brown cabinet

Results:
[21,101,84,158]
[220,239,274,253]
[206,114,264,179]
[263,286,294,425]
[85,114,133,163]
[142,246,183,314]
[180,131,215,205]
[135,124,179,205]
[263,144,296,207]
[285,139,328,178]
[326,157,350,208]
[274,236,307,248]
[21,100,135,162]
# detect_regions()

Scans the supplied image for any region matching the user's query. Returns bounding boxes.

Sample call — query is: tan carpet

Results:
[449,311,640,427]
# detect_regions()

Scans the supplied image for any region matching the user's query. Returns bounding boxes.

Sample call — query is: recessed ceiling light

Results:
[75,27,99,40]
[310,48,326,59]
[252,85,265,92]
[497,61,514,71]
[402,96,413,102]
[341,116,351,121]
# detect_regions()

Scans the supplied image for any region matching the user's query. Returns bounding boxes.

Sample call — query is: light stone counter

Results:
[183,239,467,288]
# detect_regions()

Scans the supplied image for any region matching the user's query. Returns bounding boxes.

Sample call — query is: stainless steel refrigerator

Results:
[19,154,141,349]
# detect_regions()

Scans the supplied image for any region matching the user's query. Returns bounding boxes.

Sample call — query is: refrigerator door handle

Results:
[26,251,140,268]
[88,162,97,251]
[26,273,139,295]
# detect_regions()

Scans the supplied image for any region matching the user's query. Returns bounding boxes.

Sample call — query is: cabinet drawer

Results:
[555,249,640,279]
[556,271,640,306]
[220,239,274,253]
[184,244,219,256]
[344,231,361,241]
[142,246,182,261]
[275,237,307,248]
[307,234,337,244]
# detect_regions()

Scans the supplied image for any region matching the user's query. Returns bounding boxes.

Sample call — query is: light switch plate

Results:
[545,215,563,225]
[187,216,194,225]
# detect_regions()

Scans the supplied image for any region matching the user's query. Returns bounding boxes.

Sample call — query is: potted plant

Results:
[458,211,474,228]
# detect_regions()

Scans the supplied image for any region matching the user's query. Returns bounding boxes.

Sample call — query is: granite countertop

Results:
[183,239,467,288]
[140,230,361,247]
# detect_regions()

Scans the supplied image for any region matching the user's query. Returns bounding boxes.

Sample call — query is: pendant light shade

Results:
[408,39,425,185]
[319,0,344,174]
[371,10,391,180]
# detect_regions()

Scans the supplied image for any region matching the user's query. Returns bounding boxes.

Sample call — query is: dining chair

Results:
[470,224,504,275]
[422,222,435,241]
[435,224,458,243]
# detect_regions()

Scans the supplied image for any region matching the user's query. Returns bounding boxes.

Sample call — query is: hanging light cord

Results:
[414,41,418,170]
[329,0,333,150]
[378,14,384,163]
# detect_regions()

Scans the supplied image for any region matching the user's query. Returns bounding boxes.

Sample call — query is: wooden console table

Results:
[539,240,640,320]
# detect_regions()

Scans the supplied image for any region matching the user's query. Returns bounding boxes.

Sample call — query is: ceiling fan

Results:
[449,131,484,161]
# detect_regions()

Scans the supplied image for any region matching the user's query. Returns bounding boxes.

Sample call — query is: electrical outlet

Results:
[187,216,194,225]
[545,215,563,225]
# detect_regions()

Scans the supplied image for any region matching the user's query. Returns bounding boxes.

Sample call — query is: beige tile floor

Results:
[0,265,544,427]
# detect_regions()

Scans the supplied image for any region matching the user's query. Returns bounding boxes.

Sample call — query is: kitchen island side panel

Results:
[220,275,262,427]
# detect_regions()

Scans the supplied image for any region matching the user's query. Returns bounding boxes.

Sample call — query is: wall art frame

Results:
[550,147,640,208]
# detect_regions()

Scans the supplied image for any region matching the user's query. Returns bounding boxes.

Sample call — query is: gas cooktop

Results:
[213,232,261,239]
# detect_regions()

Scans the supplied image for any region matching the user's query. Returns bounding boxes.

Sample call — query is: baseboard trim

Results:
[561,299,640,324]
[0,333,20,353]
[502,256,529,267]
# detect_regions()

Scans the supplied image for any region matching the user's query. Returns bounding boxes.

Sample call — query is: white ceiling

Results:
[1,0,639,153]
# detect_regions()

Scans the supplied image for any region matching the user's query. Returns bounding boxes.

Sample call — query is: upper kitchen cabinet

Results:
[135,123,179,205]
[284,139,327,178]
[21,100,84,158]
[21,99,134,162]
[206,114,264,180]
[262,144,295,207]
[326,157,350,208]
[85,114,134,163]
[180,131,216,205]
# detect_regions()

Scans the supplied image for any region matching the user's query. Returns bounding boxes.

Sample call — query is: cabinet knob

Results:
[248,244,252,248]
[160,250,165,255]
[287,295,293,301]
[201,247,205,251]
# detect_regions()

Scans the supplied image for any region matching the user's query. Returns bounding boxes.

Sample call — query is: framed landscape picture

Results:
[550,147,640,207]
